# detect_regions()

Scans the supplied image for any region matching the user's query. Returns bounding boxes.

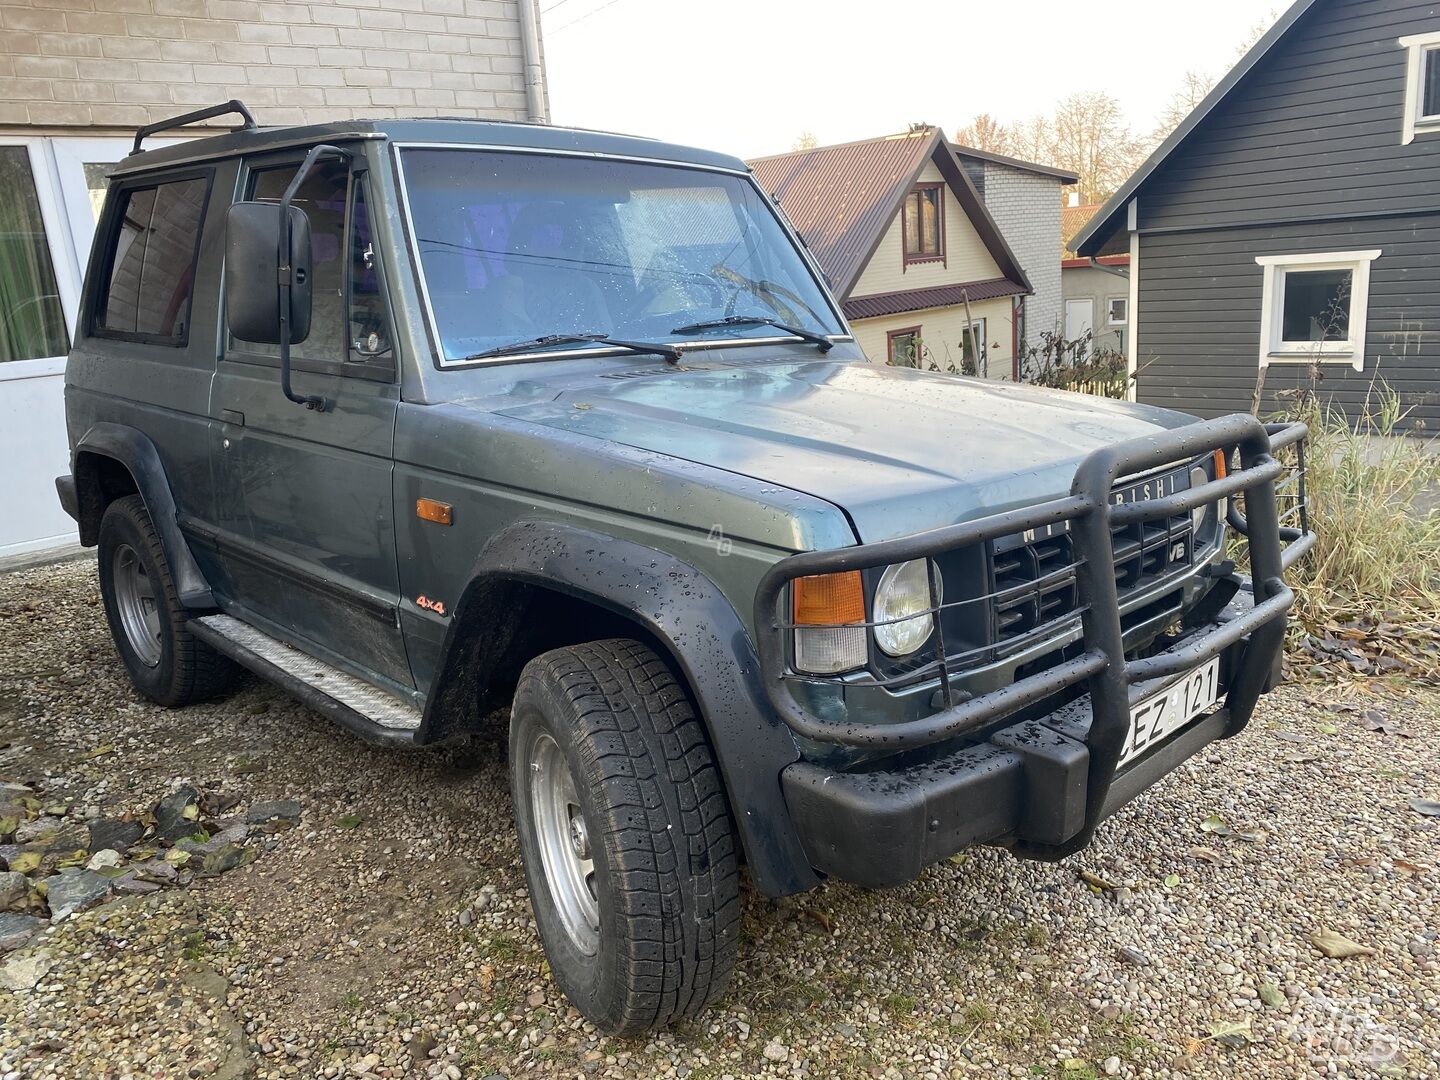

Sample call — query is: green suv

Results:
[57,101,1313,1033]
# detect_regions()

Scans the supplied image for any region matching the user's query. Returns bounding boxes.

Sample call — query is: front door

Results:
[1064,298,1095,343]
[212,151,411,690]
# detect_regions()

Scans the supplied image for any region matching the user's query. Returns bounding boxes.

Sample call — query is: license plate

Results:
[1120,658,1220,767]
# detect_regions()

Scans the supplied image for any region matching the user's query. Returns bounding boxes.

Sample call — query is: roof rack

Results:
[131,99,257,156]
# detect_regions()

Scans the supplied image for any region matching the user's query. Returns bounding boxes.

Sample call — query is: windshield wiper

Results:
[461,332,682,364]
[670,315,834,352]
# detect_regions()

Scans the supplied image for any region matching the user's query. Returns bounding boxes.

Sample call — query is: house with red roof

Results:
[749,127,1074,379]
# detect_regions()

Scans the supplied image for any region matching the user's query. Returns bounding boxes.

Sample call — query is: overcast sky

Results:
[539,0,1279,161]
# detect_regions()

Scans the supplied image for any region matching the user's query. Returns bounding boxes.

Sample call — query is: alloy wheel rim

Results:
[113,543,163,667]
[529,731,600,955]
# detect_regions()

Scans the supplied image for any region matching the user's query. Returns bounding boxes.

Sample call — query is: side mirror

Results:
[225,201,312,345]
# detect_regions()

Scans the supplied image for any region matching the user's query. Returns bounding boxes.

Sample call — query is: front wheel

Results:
[509,639,740,1034]
[97,495,239,707]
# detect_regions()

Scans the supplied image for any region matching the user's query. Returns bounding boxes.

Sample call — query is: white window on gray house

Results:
[1107,297,1128,326]
[1254,251,1381,372]
[1399,31,1440,144]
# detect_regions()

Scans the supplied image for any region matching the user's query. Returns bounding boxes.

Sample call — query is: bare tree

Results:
[1048,92,1146,204]
[1237,8,1283,56]
[1152,70,1216,144]
[1007,115,1055,168]
[953,113,1010,154]
[791,131,818,152]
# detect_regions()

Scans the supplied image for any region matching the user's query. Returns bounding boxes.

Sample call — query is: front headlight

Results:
[873,559,937,657]
[1189,465,1210,532]
[1189,450,1229,534]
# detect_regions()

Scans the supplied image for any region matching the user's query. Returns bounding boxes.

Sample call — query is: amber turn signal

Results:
[416,498,453,525]
[792,571,865,626]
[1213,449,1228,480]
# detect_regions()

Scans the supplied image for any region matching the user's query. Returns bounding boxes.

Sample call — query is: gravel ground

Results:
[1,557,1437,1080]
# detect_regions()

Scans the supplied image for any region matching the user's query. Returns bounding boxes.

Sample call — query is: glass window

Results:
[246,162,350,361]
[399,149,841,362]
[960,319,986,367]
[97,177,207,342]
[1280,268,1351,343]
[347,183,390,358]
[1107,297,1128,326]
[903,186,942,260]
[1423,47,1440,119]
[0,146,70,363]
[888,328,921,367]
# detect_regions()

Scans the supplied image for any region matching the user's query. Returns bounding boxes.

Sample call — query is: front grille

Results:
[989,463,1201,649]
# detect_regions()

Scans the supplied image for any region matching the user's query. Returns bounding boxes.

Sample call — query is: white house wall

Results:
[851,297,1016,379]
[980,161,1063,347]
[850,163,1005,297]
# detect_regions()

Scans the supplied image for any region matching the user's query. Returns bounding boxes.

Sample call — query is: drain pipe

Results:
[517,0,548,124]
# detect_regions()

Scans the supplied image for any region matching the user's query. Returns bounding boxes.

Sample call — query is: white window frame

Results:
[1255,250,1380,372]
[1399,31,1440,144]
[1106,296,1128,326]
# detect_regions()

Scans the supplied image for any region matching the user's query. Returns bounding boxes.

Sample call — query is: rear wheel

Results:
[509,639,740,1034]
[97,495,239,706]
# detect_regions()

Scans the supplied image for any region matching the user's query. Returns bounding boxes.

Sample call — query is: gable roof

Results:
[1071,0,1322,257]
[1061,203,1104,257]
[748,127,1031,299]
[951,144,1079,183]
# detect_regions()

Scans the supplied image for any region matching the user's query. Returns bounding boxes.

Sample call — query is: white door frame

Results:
[0,136,81,383]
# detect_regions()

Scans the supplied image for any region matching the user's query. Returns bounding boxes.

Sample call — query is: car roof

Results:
[109,116,751,179]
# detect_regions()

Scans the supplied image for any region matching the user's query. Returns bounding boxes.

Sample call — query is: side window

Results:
[95,176,208,344]
[241,161,391,366]
[348,184,391,358]
[245,162,348,362]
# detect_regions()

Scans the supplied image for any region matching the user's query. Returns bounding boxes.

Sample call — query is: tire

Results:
[509,639,740,1034]
[97,494,240,707]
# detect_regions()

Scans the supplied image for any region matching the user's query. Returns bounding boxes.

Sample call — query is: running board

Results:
[189,614,422,747]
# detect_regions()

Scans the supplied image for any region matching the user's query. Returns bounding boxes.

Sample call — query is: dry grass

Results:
[1280,388,1440,625]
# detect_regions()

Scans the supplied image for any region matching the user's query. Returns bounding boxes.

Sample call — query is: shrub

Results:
[1264,386,1440,679]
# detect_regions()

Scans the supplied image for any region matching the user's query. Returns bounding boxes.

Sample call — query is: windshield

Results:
[398,148,844,363]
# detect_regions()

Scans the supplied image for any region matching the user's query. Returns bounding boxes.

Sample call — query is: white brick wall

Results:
[978,162,1063,359]
[0,0,540,129]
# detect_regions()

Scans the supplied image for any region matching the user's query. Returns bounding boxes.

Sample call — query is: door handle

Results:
[220,409,245,426]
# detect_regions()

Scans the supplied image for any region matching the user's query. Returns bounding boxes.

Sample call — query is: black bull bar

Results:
[754,413,1314,860]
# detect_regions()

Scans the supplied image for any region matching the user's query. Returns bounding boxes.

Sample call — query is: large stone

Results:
[0,912,45,952]
[154,786,201,841]
[0,870,28,912]
[13,817,62,845]
[0,948,51,990]
[88,818,143,854]
[45,870,112,922]
[86,849,123,871]
[13,818,88,853]
[245,799,301,825]
[199,845,257,877]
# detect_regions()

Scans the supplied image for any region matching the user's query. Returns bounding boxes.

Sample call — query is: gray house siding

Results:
[1136,213,1440,430]
[1140,0,1440,233]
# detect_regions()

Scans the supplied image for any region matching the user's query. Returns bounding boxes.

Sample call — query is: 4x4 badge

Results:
[415,595,447,616]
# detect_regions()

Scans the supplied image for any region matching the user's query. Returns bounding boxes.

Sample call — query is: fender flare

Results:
[72,423,215,609]
[420,520,821,898]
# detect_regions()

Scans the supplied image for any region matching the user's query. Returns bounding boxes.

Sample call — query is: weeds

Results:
[1271,387,1440,673]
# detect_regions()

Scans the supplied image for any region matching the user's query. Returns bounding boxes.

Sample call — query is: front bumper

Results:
[754,416,1314,882]
[782,586,1269,888]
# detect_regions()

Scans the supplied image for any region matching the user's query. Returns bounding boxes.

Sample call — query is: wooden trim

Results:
[902,182,945,267]
[886,325,923,367]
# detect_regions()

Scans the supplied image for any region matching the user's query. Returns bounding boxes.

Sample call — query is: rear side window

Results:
[95,175,209,344]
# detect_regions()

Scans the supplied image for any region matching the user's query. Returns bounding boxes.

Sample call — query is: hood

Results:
[496,359,1198,542]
